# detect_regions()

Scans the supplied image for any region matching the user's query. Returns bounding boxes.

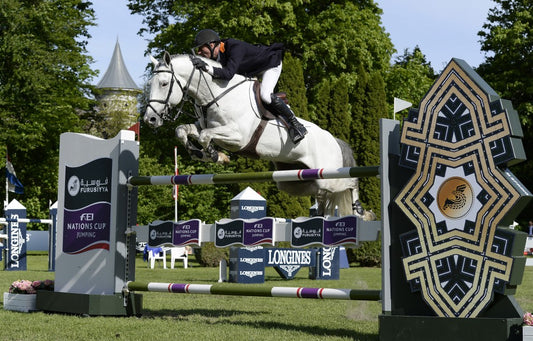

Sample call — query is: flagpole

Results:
[5,176,8,210]
[4,154,8,210]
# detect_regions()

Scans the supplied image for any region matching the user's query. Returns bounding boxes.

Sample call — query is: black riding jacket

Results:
[212,38,284,80]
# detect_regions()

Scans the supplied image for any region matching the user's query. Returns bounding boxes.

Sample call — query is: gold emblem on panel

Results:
[437,177,474,219]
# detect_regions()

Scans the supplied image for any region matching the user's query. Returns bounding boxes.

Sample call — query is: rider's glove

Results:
[191,57,213,75]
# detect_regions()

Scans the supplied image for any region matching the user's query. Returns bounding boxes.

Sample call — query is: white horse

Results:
[144,52,374,219]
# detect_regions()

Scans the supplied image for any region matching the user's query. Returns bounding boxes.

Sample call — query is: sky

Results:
[87,0,496,88]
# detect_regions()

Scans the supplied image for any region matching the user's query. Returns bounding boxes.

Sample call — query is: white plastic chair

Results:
[170,247,188,269]
[148,247,167,269]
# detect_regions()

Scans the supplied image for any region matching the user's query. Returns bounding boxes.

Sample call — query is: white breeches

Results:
[259,62,282,104]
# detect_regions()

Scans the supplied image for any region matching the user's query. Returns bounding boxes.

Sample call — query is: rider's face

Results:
[197,43,216,59]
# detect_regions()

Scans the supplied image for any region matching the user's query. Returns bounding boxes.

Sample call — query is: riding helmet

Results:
[193,29,221,48]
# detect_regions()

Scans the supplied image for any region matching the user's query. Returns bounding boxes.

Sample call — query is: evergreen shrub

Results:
[194,243,229,267]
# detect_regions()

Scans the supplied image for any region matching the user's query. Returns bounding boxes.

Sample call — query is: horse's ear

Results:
[163,51,171,66]
[149,55,159,68]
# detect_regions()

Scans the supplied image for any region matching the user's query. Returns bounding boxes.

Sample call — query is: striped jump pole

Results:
[125,281,381,301]
[127,166,380,187]
[0,218,53,224]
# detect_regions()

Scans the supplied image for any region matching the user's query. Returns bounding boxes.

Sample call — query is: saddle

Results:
[237,82,291,157]
[253,81,289,119]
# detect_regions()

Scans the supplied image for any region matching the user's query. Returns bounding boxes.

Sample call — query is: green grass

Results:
[2,253,533,341]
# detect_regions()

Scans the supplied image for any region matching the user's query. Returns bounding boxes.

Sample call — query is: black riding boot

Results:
[267,94,307,144]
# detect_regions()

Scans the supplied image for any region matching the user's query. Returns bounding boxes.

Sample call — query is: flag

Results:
[393,98,412,114]
[128,121,140,141]
[6,158,24,194]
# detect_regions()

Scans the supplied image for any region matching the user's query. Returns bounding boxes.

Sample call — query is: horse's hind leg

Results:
[351,185,376,220]
[351,185,365,216]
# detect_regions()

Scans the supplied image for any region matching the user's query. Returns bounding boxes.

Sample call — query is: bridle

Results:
[146,57,195,122]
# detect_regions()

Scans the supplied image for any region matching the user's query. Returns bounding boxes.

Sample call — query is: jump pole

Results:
[127,166,380,186]
[0,218,53,225]
[125,281,381,301]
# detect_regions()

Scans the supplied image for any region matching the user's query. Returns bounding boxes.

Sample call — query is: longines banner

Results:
[5,200,27,271]
[63,158,112,254]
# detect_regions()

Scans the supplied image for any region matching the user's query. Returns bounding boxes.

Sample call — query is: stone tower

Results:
[94,39,141,137]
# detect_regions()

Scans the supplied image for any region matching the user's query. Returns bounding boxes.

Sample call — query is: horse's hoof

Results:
[363,210,377,221]
[217,152,231,164]
[352,200,365,216]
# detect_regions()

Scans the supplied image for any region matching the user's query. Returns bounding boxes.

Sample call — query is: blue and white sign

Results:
[265,248,317,279]
[5,199,27,271]
[309,247,340,280]
[229,247,265,283]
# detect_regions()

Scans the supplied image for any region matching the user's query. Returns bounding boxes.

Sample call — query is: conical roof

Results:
[97,40,140,90]
[231,186,266,201]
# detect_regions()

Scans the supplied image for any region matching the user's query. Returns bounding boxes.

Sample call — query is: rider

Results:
[191,29,307,144]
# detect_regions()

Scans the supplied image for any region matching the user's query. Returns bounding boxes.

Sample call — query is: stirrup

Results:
[288,125,307,144]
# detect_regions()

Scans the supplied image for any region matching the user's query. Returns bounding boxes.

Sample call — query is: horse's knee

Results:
[198,131,212,148]
[175,126,187,141]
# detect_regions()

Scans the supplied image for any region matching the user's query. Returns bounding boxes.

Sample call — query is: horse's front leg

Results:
[176,123,230,164]
[198,125,243,150]
[175,123,200,147]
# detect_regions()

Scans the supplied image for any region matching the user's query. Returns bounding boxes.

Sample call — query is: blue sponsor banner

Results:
[265,248,317,279]
[215,220,244,247]
[148,219,202,247]
[291,216,358,247]
[230,199,266,219]
[243,218,274,245]
[173,219,201,246]
[291,217,323,247]
[5,202,27,271]
[148,221,173,246]
[323,216,357,245]
[63,158,111,254]
[216,218,275,247]
[309,247,340,280]
[229,247,265,283]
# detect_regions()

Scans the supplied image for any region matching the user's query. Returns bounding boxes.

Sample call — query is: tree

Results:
[127,0,393,99]
[350,66,386,216]
[312,75,352,142]
[476,0,533,224]
[277,53,310,121]
[477,0,532,126]
[0,0,97,217]
[385,47,436,121]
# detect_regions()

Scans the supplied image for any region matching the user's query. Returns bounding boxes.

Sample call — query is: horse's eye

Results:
[161,81,169,87]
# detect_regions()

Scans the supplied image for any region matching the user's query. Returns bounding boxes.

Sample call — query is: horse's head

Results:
[144,52,188,128]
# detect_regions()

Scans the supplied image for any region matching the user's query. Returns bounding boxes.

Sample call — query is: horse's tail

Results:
[335,137,358,183]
